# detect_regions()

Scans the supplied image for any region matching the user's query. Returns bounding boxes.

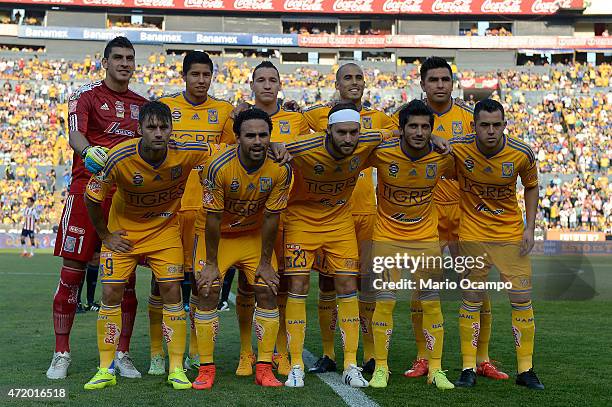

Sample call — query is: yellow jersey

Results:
[450,134,538,241]
[221,104,310,144]
[85,138,219,251]
[366,138,455,241]
[284,130,384,232]
[304,104,395,215]
[203,145,292,235]
[392,98,474,205]
[158,92,234,211]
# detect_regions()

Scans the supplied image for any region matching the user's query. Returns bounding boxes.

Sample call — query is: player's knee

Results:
[254,286,277,309]
[462,290,484,303]
[102,283,124,306]
[62,258,86,271]
[319,274,335,291]
[238,273,252,291]
[289,275,309,295]
[198,286,220,310]
[508,292,531,304]
[88,252,101,267]
[334,276,357,296]
[158,281,182,304]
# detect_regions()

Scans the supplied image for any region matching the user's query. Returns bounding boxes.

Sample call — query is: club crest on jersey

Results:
[132,172,144,186]
[314,163,325,175]
[171,108,181,120]
[452,121,463,136]
[464,156,475,172]
[425,163,437,179]
[171,165,182,180]
[115,101,125,118]
[279,121,290,134]
[349,156,360,172]
[259,177,272,193]
[388,162,399,177]
[230,178,240,192]
[208,109,218,124]
[130,104,139,120]
[502,162,514,178]
[362,117,372,129]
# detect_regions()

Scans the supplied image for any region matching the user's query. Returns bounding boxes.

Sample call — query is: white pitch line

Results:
[228,292,380,407]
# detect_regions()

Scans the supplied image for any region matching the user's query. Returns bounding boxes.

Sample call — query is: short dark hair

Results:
[398,99,434,129]
[27,197,35,203]
[253,60,280,80]
[328,102,359,118]
[474,98,505,122]
[335,62,361,82]
[182,51,214,76]
[103,36,134,59]
[233,107,273,137]
[139,101,172,125]
[420,56,452,81]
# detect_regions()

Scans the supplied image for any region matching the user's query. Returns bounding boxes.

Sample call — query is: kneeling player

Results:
[367,100,455,390]
[194,108,292,389]
[83,101,222,390]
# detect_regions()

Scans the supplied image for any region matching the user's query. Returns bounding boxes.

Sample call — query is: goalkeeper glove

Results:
[82,146,109,174]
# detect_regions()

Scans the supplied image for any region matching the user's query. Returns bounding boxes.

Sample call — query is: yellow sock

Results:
[188,295,198,358]
[97,303,121,371]
[255,307,280,363]
[477,295,492,364]
[236,289,255,355]
[286,293,307,370]
[318,290,337,361]
[163,303,187,371]
[422,299,444,372]
[358,296,376,362]
[411,295,426,359]
[275,293,288,355]
[148,295,164,357]
[372,298,395,369]
[459,299,482,370]
[194,308,219,364]
[511,301,535,373]
[337,293,360,370]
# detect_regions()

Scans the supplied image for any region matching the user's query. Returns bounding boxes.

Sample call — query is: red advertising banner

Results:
[298,34,612,49]
[1,0,583,15]
[459,77,499,88]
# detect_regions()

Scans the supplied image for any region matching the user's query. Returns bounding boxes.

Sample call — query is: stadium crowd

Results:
[1,55,610,232]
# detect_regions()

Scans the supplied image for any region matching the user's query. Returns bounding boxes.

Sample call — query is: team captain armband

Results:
[85,174,111,203]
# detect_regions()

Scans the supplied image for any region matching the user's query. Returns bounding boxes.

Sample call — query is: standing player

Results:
[83,101,221,390]
[451,99,543,390]
[193,108,292,389]
[392,57,506,380]
[20,197,38,257]
[303,63,395,374]
[152,51,234,375]
[48,37,146,380]
[222,61,310,377]
[366,100,455,390]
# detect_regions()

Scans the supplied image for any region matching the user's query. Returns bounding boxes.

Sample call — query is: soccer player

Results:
[20,197,38,257]
[303,62,395,374]
[366,100,455,390]
[283,103,387,388]
[222,60,310,377]
[48,36,146,380]
[153,51,234,375]
[392,57,505,380]
[192,108,292,389]
[83,101,223,390]
[450,99,543,390]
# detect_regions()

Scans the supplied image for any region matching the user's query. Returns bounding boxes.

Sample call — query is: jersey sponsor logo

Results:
[425,163,437,179]
[362,116,372,129]
[125,183,185,207]
[225,196,268,217]
[388,162,399,177]
[142,211,173,218]
[349,156,361,172]
[259,177,272,193]
[192,113,200,120]
[382,184,434,206]
[279,120,290,134]
[390,212,424,223]
[475,203,505,215]
[464,155,475,172]
[304,176,357,195]
[68,225,86,235]
[100,102,109,111]
[452,121,463,136]
[130,104,139,120]
[132,172,144,186]
[461,178,513,200]
[172,108,182,120]
[230,178,240,192]
[104,122,136,137]
[314,163,325,175]
[174,132,220,143]
[115,101,125,118]
[171,165,183,180]
[501,162,514,178]
[208,109,218,124]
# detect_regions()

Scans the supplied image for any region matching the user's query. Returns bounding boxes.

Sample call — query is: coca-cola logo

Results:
[283,0,324,11]
[32,0,75,4]
[332,0,374,12]
[82,0,125,4]
[184,0,224,8]
[382,0,423,13]
[234,0,274,9]
[431,0,472,13]
[133,0,175,6]
[531,0,570,13]
[480,0,522,13]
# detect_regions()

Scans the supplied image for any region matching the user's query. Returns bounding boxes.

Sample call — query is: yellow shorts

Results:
[100,246,184,284]
[284,224,359,276]
[458,241,532,293]
[353,214,375,243]
[194,230,278,287]
[436,203,460,245]
[178,209,197,271]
